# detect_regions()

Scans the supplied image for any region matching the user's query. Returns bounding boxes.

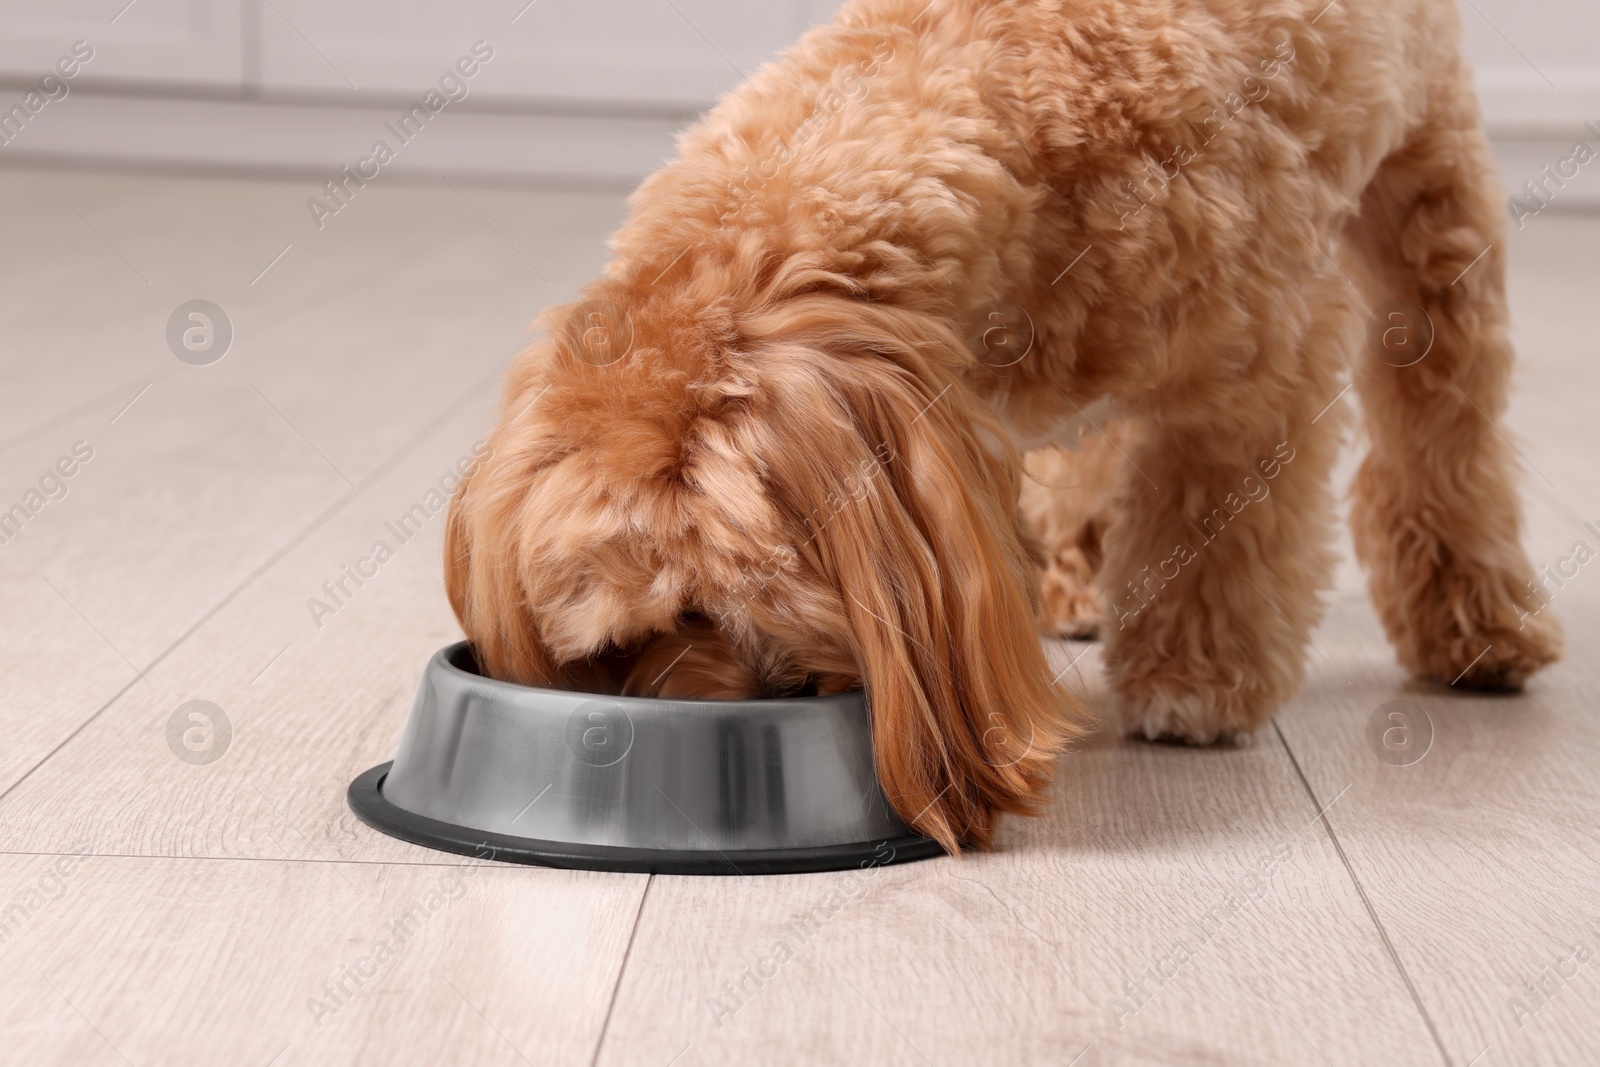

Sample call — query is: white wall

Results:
[0,0,849,106]
[1458,0,1600,129]
[0,0,1593,182]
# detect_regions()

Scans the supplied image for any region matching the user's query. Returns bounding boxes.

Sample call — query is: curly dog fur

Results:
[446,0,1560,852]
[1019,431,1129,641]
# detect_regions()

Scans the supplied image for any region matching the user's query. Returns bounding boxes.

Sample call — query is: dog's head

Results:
[446,271,1084,850]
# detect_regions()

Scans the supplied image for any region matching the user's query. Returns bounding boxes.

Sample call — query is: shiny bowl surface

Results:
[348,643,942,874]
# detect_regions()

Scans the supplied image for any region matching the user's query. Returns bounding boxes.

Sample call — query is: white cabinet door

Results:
[0,0,243,87]
[258,0,829,107]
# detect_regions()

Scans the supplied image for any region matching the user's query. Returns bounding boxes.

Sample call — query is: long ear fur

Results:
[443,330,622,694]
[443,381,565,687]
[749,308,1089,852]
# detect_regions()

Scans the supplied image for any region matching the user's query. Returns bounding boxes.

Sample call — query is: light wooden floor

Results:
[1,167,1596,1067]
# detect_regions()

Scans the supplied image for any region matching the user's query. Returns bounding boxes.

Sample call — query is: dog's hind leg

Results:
[1018,430,1128,640]
[1345,96,1562,689]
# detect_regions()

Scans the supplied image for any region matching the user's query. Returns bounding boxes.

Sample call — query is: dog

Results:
[444,0,1561,852]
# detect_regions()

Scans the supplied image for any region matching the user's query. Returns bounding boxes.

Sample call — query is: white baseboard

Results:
[1491,138,1600,215]
[1,79,1598,212]
[0,92,688,187]
[1477,65,1600,212]
[1476,65,1600,137]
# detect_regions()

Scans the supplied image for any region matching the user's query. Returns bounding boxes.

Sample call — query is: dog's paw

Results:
[1390,562,1563,691]
[1041,547,1103,640]
[1425,607,1562,691]
[1116,683,1267,745]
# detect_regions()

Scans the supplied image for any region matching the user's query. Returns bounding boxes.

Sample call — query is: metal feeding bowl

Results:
[349,643,943,874]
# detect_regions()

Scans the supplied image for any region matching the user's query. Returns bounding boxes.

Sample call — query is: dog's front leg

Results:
[1097,312,1349,742]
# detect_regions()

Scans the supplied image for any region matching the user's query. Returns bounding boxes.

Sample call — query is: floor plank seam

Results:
[0,362,504,810]
[589,874,654,1067]
[1272,720,1456,1067]
[0,364,182,459]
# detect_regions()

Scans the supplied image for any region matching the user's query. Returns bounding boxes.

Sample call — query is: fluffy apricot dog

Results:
[446,0,1560,852]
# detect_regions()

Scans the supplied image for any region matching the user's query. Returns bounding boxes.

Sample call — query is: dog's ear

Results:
[443,347,623,693]
[758,343,1088,852]
[444,428,562,687]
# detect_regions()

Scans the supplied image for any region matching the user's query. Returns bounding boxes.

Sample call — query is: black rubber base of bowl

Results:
[348,763,945,876]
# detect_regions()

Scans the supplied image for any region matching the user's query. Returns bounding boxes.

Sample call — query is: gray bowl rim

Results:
[429,641,867,712]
